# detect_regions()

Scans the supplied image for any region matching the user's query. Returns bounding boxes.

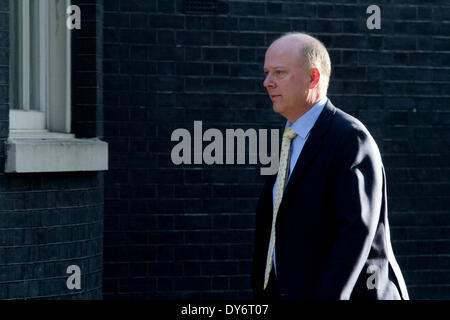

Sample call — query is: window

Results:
[6,0,108,173]
[9,0,71,135]
[183,0,217,14]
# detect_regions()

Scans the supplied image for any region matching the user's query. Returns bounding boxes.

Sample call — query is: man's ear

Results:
[308,68,320,89]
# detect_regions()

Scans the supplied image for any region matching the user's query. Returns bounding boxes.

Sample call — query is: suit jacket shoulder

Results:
[327,105,383,169]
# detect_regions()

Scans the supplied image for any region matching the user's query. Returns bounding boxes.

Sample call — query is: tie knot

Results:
[283,126,297,141]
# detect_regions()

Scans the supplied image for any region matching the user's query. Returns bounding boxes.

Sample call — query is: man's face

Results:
[263,43,311,121]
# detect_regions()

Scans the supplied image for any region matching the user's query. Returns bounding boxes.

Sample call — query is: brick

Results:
[307,19,342,33]
[229,276,251,290]
[230,32,265,46]
[202,261,238,276]
[148,14,184,29]
[212,31,229,45]
[120,29,156,44]
[385,5,417,20]
[148,45,184,60]
[185,16,202,30]
[202,16,238,30]
[267,2,283,15]
[158,0,175,13]
[283,3,316,17]
[239,17,255,31]
[230,63,262,77]
[203,47,238,62]
[417,7,432,20]
[176,62,211,76]
[333,66,367,80]
[104,12,129,28]
[157,30,175,44]
[228,2,265,16]
[120,0,157,12]
[175,276,211,291]
[384,36,416,50]
[176,30,211,45]
[432,6,450,20]
[130,13,148,29]
[434,38,450,51]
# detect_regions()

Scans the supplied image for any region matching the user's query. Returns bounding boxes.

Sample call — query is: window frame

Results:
[9,0,72,135]
[6,0,109,174]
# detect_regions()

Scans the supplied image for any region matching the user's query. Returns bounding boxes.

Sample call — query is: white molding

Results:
[9,109,46,130]
[39,0,49,117]
[18,0,30,111]
[5,137,109,173]
[66,0,72,133]
[9,130,75,139]
[48,0,71,133]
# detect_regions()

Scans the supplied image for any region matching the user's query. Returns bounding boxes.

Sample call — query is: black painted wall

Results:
[102,0,450,300]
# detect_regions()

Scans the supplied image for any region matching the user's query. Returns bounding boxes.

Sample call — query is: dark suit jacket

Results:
[252,100,409,300]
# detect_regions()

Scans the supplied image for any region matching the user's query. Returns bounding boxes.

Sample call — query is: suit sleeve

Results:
[313,126,384,299]
[252,177,276,300]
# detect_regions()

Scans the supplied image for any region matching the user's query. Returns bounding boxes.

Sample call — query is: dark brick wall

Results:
[0,0,104,299]
[102,0,450,300]
[72,0,104,139]
[0,173,104,299]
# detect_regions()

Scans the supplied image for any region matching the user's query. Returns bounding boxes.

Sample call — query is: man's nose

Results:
[263,74,276,88]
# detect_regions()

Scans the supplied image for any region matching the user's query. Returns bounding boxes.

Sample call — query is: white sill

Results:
[5,131,109,173]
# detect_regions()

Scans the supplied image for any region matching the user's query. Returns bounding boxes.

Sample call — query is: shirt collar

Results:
[287,96,328,139]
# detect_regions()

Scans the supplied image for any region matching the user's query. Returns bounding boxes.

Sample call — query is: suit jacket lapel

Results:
[259,173,276,209]
[283,100,337,197]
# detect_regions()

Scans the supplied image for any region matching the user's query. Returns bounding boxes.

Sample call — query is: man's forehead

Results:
[264,46,301,69]
[267,40,298,55]
[270,34,309,52]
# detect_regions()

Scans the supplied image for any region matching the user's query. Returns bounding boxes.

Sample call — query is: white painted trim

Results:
[47,0,71,133]
[18,0,30,111]
[9,109,46,131]
[5,138,109,173]
[66,0,72,133]
[8,130,75,139]
[39,0,49,118]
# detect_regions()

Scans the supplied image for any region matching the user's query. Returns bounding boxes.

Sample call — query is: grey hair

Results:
[276,32,332,96]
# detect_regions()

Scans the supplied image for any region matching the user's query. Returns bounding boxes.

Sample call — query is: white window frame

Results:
[9,0,71,135]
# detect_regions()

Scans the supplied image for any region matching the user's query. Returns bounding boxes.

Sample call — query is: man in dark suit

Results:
[252,32,409,300]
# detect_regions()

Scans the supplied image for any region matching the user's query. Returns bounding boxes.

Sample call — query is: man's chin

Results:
[272,104,284,115]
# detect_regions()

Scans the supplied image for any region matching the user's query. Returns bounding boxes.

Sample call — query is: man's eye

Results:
[275,70,284,75]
